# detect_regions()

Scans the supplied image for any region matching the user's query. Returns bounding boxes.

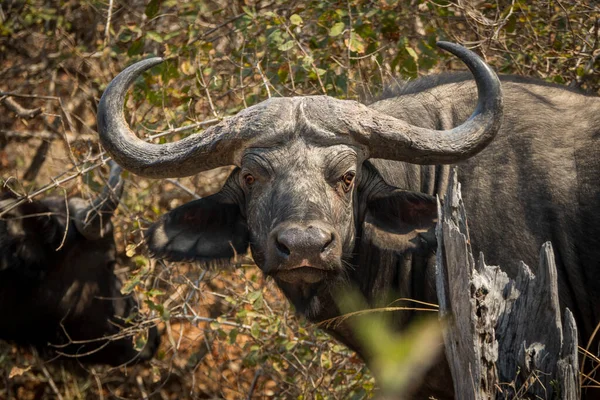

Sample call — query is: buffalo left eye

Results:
[341,171,355,191]
[244,173,255,186]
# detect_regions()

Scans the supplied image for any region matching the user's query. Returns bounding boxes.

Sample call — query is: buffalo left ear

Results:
[146,192,249,262]
[363,188,438,252]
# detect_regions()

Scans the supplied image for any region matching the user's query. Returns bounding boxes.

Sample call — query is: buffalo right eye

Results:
[341,171,355,192]
[244,173,255,186]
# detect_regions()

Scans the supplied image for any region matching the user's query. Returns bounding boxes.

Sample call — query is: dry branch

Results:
[0,96,43,119]
[0,129,94,142]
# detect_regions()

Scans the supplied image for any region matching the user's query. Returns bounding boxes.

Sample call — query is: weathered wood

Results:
[436,168,580,400]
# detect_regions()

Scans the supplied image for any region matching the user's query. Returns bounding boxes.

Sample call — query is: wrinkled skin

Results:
[147,74,600,399]
[0,193,160,366]
[242,143,359,314]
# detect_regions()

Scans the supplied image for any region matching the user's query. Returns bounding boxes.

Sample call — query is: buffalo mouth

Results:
[270,266,341,319]
[271,266,337,284]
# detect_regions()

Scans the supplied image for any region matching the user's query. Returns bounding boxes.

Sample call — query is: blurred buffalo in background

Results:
[0,162,159,366]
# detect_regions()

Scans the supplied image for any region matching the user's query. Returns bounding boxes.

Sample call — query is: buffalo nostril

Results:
[320,233,335,253]
[275,236,291,256]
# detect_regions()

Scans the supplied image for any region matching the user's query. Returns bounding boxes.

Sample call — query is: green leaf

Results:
[145,299,169,320]
[247,290,262,303]
[278,40,295,51]
[127,38,144,56]
[346,33,365,53]
[250,322,260,339]
[329,22,345,37]
[146,289,165,297]
[120,274,141,295]
[284,340,296,351]
[405,45,419,62]
[145,0,161,18]
[334,288,442,395]
[320,352,332,369]
[146,31,163,43]
[277,65,289,82]
[290,14,303,26]
[268,29,284,46]
[506,13,517,33]
[133,256,148,267]
[229,329,239,344]
[134,330,148,351]
[242,6,255,18]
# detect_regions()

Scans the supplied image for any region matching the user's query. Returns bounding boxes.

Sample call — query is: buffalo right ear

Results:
[146,193,248,262]
[362,187,438,253]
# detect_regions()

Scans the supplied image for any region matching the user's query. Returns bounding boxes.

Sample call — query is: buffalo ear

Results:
[146,193,248,262]
[0,197,62,277]
[363,188,438,252]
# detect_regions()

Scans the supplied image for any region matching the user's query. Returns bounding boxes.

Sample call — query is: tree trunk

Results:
[435,168,580,400]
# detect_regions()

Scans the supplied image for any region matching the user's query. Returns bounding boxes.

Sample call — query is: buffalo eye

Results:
[341,171,355,192]
[244,173,255,186]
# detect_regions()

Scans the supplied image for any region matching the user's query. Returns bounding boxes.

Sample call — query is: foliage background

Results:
[0,0,598,398]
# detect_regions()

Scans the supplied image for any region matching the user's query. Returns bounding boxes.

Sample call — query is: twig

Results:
[0,117,216,217]
[0,96,42,119]
[256,61,271,98]
[240,40,248,108]
[196,65,219,118]
[104,0,114,46]
[283,24,326,94]
[165,179,201,199]
[173,314,320,348]
[55,188,70,251]
[33,348,64,400]
[136,375,149,399]
[91,368,105,400]
[22,141,51,181]
[247,368,262,400]
[146,119,219,140]
[0,91,60,101]
[0,155,110,217]
[0,129,93,142]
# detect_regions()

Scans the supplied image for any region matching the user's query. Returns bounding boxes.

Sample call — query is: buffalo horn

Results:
[97,58,280,178]
[370,41,503,163]
[302,41,503,164]
[74,161,124,240]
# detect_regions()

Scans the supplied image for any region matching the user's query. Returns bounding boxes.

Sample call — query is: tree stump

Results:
[435,168,580,400]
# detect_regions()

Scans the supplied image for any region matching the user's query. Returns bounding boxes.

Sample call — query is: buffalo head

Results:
[97,42,503,320]
[0,162,159,366]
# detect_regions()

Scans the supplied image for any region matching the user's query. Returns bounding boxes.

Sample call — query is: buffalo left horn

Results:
[73,161,124,240]
[301,41,503,164]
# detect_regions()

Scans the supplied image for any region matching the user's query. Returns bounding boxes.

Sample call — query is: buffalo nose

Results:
[275,224,335,259]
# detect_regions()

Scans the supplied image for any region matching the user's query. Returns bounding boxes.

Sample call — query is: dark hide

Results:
[147,74,600,398]
[0,192,159,366]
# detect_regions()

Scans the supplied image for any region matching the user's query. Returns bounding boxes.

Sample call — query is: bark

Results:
[435,168,580,400]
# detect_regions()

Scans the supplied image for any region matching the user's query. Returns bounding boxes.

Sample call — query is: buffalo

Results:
[0,162,159,366]
[97,42,600,397]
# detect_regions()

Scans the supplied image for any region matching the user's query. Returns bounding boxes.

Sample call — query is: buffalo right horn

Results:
[73,161,124,240]
[97,59,297,178]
